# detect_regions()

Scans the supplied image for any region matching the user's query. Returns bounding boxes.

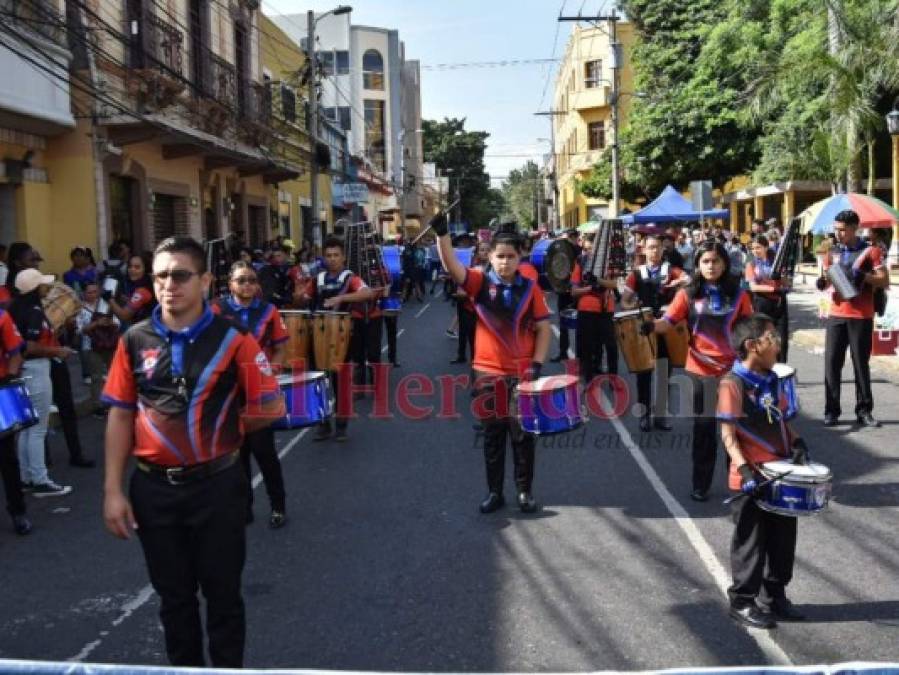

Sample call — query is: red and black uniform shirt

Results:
[461,266,550,376]
[303,269,368,319]
[822,239,884,320]
[102,305,281,467]
[663,286,753,377]
[0,310,25,379]
[15,298,59,352]
[571,259,615,314]
[717,365,796,491]
[120,282,156,325]
[212,296,289,359]
[624,263,685,316]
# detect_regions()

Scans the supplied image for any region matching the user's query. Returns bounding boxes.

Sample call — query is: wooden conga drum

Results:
[663,320,690,368]
[312,311,352,372]
[613,308,656,373]
[281,310,312,369]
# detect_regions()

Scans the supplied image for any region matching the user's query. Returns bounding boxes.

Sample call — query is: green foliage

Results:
[421,118,503,226]
[500,161,541,230]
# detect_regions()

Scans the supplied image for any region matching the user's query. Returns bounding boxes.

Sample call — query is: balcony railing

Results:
[144,14,183,77]
[241,81,271,124]
[206,52,236,107]
[1,0,65,43]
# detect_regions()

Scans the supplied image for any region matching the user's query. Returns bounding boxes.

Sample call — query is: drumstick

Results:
[721,470,794,505]
[410,197,462,246]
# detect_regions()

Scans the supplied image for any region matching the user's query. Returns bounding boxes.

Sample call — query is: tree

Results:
[421,118,504,227]
[501,161,541,230]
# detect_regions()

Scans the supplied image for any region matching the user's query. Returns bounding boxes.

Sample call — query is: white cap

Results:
[15,268,55,294]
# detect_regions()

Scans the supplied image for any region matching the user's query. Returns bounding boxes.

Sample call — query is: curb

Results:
[792,328,899,379]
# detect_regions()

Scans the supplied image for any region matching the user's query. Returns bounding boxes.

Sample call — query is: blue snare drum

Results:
[379,296,402,315]
[560,308,578,331]
[773,363,799,420]
[272,371,333,430]
[0,381,39,439]
[529,238,553,290]
[758,460,832,517]
[453,247,474,269]
[516,374,582,435]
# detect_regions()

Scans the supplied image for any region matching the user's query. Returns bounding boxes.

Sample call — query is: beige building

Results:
[552,21,635,229]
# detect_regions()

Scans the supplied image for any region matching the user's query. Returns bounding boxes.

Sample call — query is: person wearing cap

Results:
[63,246,98,294]
[9,269,74,497]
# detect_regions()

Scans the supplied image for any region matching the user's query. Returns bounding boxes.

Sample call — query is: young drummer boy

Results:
[717,313,809,630]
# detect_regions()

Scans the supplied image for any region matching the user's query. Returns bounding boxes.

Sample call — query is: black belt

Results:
[136,451,239,486]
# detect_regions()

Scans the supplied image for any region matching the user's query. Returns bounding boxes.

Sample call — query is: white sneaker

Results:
[49,404,59,414]
[30,481,72,498]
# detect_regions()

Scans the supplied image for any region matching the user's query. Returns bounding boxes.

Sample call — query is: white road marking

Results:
[381,328,405,354]
[604,401,793,666]
[550,324,576,359]
[68,427,311,663]
[414,303,431,318]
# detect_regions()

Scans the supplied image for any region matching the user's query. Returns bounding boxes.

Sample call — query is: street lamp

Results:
[308,5,352,251]
[886,98,899,263]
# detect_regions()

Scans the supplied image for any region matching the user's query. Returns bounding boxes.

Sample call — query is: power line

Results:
[421,58,561,71]
[537,0,568,111]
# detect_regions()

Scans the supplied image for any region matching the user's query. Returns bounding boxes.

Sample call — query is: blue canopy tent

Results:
[620,185,729,225]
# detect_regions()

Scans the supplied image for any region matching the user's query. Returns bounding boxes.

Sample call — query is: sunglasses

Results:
[232,276,258,285]
[153,270,198,284]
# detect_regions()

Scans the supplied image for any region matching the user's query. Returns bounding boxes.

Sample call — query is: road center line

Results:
[381,328,405,354]
[68,427,311,662]
[604,401,793,666]
[550,324,576,359]
[414,303,431,318]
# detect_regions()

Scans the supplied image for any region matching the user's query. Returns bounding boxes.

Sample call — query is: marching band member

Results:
[643,241,753,501]
[571,234,618,385]
[299,237,376,442]
[102,237,285,667]
[435,215,551,514]
[451,241,488,364]
[815,209,889,428]
[212,261,289,529]
[621,234,689,432]
[0,304,29,534]
[744,235,790,361]
[551,229,581,363]
[718,314,809,629]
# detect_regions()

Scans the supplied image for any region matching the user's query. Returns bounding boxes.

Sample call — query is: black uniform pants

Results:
[130,462,248,668]
[824,316,874,418]
[384,315,399,364]
[350,317,383,385]
[0,433,25,517]
[576,311,617,384]
[557,292,573,357]
[636,339,672,418]
[691,373,722,493]
[457,306,476,361]
[477,375,535,495]
[240,427,285,513]
[728,496,797,608]
[49,358,85,461]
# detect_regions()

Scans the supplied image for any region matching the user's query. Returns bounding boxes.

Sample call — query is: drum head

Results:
[278,371,326,386]
[517,374,579,393]
[544,240,577,292]
[761,459,831,482]
[614,308,652,321]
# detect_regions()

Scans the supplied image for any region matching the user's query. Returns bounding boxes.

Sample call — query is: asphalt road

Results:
[2,285,899,671]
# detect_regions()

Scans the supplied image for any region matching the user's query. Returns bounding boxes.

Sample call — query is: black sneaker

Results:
[690,489,708,502]
[31,481,72,498]
[12,515,32,535]
[335,428,349,442]
[269,510,287,529]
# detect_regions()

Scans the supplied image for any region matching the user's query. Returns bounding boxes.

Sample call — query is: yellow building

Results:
[552,22,635,228]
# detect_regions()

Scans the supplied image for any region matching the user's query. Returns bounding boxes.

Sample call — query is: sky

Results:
[260,0,616,185]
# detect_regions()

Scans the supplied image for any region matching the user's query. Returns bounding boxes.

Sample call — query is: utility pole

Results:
[307,10,321,251]
[557,11,621,217]
[534,110,565,231]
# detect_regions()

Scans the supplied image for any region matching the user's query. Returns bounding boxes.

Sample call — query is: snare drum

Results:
[43,282,80,333]
[757,459,832,517]
[772,363,799,420]
[663,320,689,368]
[281,310,312,369]
[379,296,402,315]
[272,371,333,429]
[614,308,657,373]
[560,308,578,331]
[516,374,582,435]
[0,380,39,439]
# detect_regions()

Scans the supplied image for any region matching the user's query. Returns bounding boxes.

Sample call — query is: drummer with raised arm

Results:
[717,314,809,630]
[299,237,375,442]
[435,214,551,515]
[621,234,689,432]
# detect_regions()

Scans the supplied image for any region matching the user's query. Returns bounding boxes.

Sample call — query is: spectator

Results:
[99,240,130,284]
[75,281,120,416]
[107,253,156,328]
[0,244,8,286]
[676,230,695,273]
[5,242,36,294]
[258,248,293,308]
[63,246,99,294]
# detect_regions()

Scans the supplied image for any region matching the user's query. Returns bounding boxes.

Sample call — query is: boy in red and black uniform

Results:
[622,234,689,431]
[102,237,284,668]
[718,313,809,629]
[436,217,551,514]
[816,209,889,427]
[299,237,375,441]
[212,260,290,529]
[0,307,29,534]
[571,234,618,385]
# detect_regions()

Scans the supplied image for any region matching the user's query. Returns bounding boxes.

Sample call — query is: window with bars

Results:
[588,122,605,150]
[584,60,602,89]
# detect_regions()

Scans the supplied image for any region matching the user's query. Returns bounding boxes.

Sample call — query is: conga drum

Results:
[613,308,656,373]
[281,310,312,369]
[663,320,689,368]
[312,311,352,372]
[43,282,80,334]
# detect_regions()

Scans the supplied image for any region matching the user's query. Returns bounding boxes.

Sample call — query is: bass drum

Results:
[544,239,577,293]
[529,239,553,291]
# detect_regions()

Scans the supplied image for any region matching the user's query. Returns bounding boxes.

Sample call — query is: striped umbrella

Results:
[799,193,899,234]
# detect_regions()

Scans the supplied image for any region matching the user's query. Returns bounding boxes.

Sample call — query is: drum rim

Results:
[517,374,580,392]
[761,460,832,483]
[613,308,653,319]
[277,371,327,384]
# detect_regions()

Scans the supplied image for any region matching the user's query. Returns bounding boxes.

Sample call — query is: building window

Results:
[318,51,334,76]
[336,50,349,74]
[588,122,605,150]
[363,49,384,90]
[338,106,351,131]
[364,98,386,172]
[585,60,602,88]
[281,84,296,123]
[323,107,338,122]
